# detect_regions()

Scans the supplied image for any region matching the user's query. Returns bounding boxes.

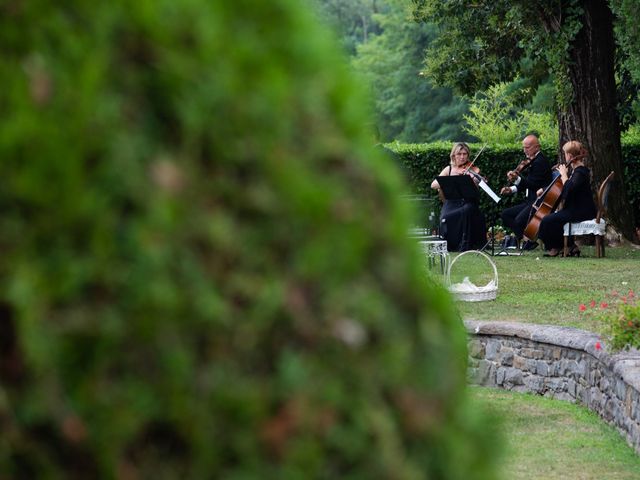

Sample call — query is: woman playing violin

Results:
[537,140,596,257]
[431,142,486,252]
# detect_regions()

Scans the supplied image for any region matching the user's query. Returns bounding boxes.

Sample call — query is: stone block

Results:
[545,377,565,392]
[476,360,496,386]
[567,379,577,399]
[536,360,550,377]
[554,392,574,402]
[521,347,544,359]
[615,379,628,400]
[499,347,514,366]
[485,339,500,361]
[468,339,485,358]
[524,375,544,393]
[513,355,527,371]
[504,368,523,386]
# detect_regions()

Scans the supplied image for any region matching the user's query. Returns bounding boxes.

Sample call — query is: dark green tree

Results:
[353,0,470,142]
[610,0,640,127]
[313,0,384,55]
[414,0,636,239]
[0,0,497,478]
[611,0,640,86]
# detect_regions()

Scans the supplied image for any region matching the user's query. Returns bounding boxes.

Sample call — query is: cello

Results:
[522,154,584,241]
[522,174,563,241]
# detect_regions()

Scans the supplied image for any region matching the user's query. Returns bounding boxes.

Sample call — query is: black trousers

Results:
[501,202,532,239]
[538,209,573,250]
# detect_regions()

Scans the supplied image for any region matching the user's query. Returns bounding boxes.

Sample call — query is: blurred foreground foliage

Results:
[0,0,498,478]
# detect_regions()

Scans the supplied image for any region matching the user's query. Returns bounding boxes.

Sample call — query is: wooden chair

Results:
[563,171,615,258]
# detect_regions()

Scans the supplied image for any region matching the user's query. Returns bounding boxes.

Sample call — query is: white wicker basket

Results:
[446,250,498,302]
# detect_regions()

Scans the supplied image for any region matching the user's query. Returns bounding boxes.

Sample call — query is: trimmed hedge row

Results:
[388,142,640,231]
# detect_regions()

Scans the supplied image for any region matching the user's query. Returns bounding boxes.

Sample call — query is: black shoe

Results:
[522,240,539,251]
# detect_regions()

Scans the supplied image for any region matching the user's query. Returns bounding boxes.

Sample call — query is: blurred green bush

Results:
[0,0,498,478]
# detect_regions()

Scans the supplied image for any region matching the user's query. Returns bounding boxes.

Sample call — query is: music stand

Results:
[436,175,479,202]
[437,175,517,256]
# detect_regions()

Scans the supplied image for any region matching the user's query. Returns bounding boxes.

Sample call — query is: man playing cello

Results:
[500,134,552,250]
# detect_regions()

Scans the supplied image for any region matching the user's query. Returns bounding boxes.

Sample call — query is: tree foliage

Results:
[0,0,499,477]
[313,0,384,54]
[352,0,470,142]
[611,0,640,87]
[414,0,584,105]
[463,82,557,145]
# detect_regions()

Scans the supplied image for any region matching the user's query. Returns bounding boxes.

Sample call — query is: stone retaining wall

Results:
[465,320,640,453]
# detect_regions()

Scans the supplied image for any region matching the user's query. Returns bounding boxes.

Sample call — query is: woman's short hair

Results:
[562,140,587,158]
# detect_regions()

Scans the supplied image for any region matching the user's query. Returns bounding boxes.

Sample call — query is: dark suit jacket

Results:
[517,151,552,203]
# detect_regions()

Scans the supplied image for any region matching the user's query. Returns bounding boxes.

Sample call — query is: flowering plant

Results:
[579,289,640,351]
[486,225,506,241]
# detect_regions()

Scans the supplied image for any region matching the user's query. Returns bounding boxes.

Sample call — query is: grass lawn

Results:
[472,387,640,480]
[441,244,640,476]
[442,243,640,334]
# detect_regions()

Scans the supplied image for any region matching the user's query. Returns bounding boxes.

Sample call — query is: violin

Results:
[500,157,532,195]
[457,161,480,176]
[513,157,532,176]
[462,162,488,184]
[461,144,487,182]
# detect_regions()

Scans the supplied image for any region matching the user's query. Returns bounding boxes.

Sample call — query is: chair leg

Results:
[563,235,569,258]
[596,236,601,258]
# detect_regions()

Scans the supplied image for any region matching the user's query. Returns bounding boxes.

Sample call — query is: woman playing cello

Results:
[431,142,487,252]
[538,141,596,257]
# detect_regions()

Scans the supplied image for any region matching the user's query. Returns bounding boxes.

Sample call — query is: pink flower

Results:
[622,296,628,303]
[579,304,587,311]
[595,341,602,350]
[600,302,608,308]
[612,290,619,296]
[590,300,596,308]
[629,290,635,298]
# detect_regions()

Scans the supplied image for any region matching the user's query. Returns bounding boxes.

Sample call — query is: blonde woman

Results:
[431,142,486,251]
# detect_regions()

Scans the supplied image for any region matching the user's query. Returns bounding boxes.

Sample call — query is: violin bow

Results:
[463,143,487,175]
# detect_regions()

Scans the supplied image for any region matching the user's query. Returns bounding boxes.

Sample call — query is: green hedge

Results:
[0,1,498,478]
[623,143,640,225]
[389,141,640,231]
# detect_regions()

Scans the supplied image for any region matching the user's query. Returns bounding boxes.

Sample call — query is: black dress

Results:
[538,165,597,250]
[438,166,487,252]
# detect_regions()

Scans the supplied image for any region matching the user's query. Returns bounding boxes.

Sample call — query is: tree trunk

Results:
[557,0,636,241]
